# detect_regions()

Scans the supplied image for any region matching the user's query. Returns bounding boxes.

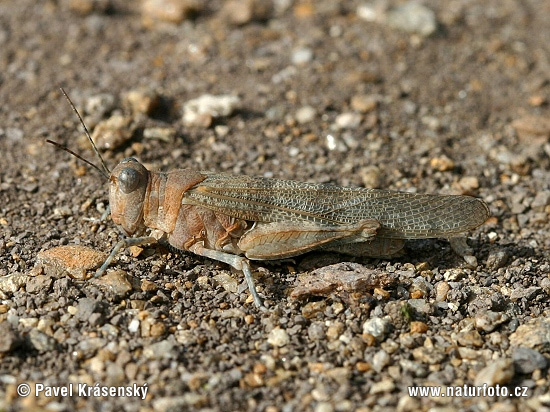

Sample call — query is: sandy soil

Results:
[1,1,549,411]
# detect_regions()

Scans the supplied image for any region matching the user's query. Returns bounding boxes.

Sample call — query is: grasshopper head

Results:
[109,158,149,235]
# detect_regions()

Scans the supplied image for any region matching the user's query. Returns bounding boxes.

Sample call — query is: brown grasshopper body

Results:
[51,89,491,310]
[104,157,490,309]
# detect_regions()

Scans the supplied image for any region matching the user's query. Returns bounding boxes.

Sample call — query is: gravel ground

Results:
[1,1,550,411]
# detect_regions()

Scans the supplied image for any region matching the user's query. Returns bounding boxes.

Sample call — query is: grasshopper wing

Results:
[183,173,490,239]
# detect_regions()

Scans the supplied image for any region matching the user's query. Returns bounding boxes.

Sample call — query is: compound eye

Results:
[118,168,140,194]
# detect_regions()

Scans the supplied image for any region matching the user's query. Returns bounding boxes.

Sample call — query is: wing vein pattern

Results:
[183,173,490,239]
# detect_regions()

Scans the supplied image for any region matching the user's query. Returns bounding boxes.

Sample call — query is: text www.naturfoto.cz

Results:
[408,384,529,398]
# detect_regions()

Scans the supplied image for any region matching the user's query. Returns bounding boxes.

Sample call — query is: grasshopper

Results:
[49,89,491,309]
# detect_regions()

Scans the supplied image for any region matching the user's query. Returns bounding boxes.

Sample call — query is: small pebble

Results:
[474,358,514,386]
[291,47,314,65]
[410,321,428,334]
[510,286,541,301]
[28,329,57,352]
[26,275,53,294]
[93,270,133,298]
[91,114,134,150]
[141,0,202,24]
[67,0,112,15]
[510,318,550,350]
[214,273,238,293]
[475,311,509,333]
[457,330,484,348]
[369,378,395,394]
[334,112,362,130]
[359,166,381,188]
[302,301,327,319]
[219,0,272,26]
[85,93,116,119]
[183,94,241,127]
[458,176,479,192]
[123,88,160,115]
[486,250,509,270]
[0,322,19,353]
[363,317,391,341]
[430,155,455,172]
[76,297,101,321]
[511,115,550,140]
[435,281,450,302]
[326,322,345,341]
[307,322,326,341]
[411,346,446,364]
[371,349,390,372]
[242,372,264,388]
[267,327,290,347]
[356,3,383,22]
[128,319,140,333]
[291,263,396,300]
[350,94,378,113]
[513,347,547,374]
[143,340,176,359]
[141,279,158,292]
[386,1,437,37]
[295,105,316,124]
[531,191,550,210]
[407,299,432,315]
[356,362,371,372]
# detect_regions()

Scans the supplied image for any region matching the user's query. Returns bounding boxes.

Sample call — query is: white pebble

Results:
[291,47,313,65]
[334,112,362,129]
[183,94,241,126]
[363,317,391,340]
[386,2,437,37]
[128,319,140,333]
[295,105,316,124]
[356,4,380,22]
[267,327,290,347]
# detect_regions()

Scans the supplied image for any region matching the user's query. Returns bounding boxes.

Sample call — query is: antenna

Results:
[58,87,111,178]
[46,139,110,180]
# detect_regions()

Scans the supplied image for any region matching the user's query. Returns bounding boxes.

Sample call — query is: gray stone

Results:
[531,191,550,210]
[307,322,325,341]
[0,322,19,352]
[28,329,57,352]
[76,298,100,321]
[510,286,541,301]
[143,340,176,360]
[407,298,432,315]
[76,337,107,356]
[25,274,53,294]
[486,250,509,270]
[513,347,548,374]
[363,317,391,341]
